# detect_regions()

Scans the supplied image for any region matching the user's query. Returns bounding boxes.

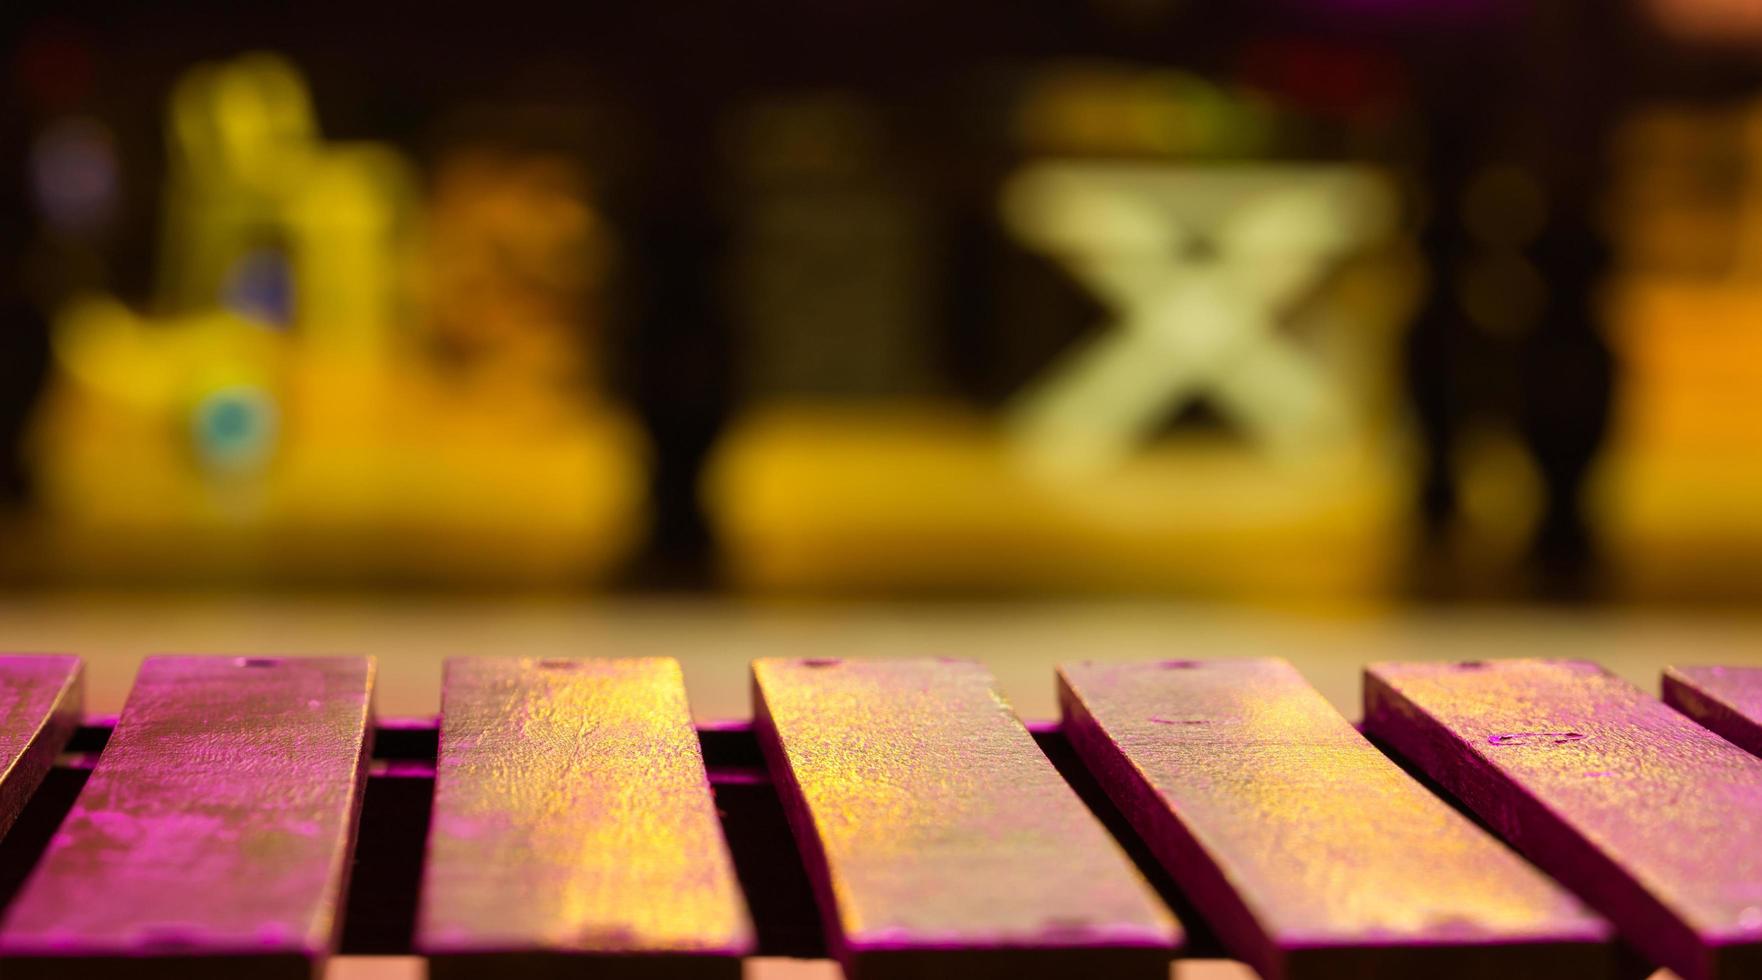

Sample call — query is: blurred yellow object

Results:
[1597,280,1762,601]
[30,294,645,583]
[417,148,612,391]
[1595,100,1762,601]
[708,404,1404,598]
[22,54,646,585]
[157,53,409,357]
[1013,65,1280,159]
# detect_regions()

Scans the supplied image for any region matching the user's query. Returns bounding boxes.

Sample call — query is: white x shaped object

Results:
[1000,162,1395,479]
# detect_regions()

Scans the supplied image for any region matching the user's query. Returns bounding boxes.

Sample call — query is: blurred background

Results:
[4,11,1761,977]
[4,0,1762,699]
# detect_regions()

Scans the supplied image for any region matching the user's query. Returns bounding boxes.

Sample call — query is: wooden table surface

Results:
[3,593,1758,723]
[3,592,1752,980]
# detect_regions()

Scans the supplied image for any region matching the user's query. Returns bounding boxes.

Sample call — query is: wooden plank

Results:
[1059,659,1614,980]
[1664,666,1762,759]
[0,655,375,979]
[753,657,1180,980]
[1365,659,1762,980]
[0,656,83,839]
[419,657,753,979]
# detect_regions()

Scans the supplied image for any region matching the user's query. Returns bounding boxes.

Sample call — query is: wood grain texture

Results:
[1365,659,1762,980]
[0,655,375,980]
[0,656,83,839]
[419,658,752,980]
[753,657,1180,980]
[1663,666,1762,759]
[1059,659,1614,980]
